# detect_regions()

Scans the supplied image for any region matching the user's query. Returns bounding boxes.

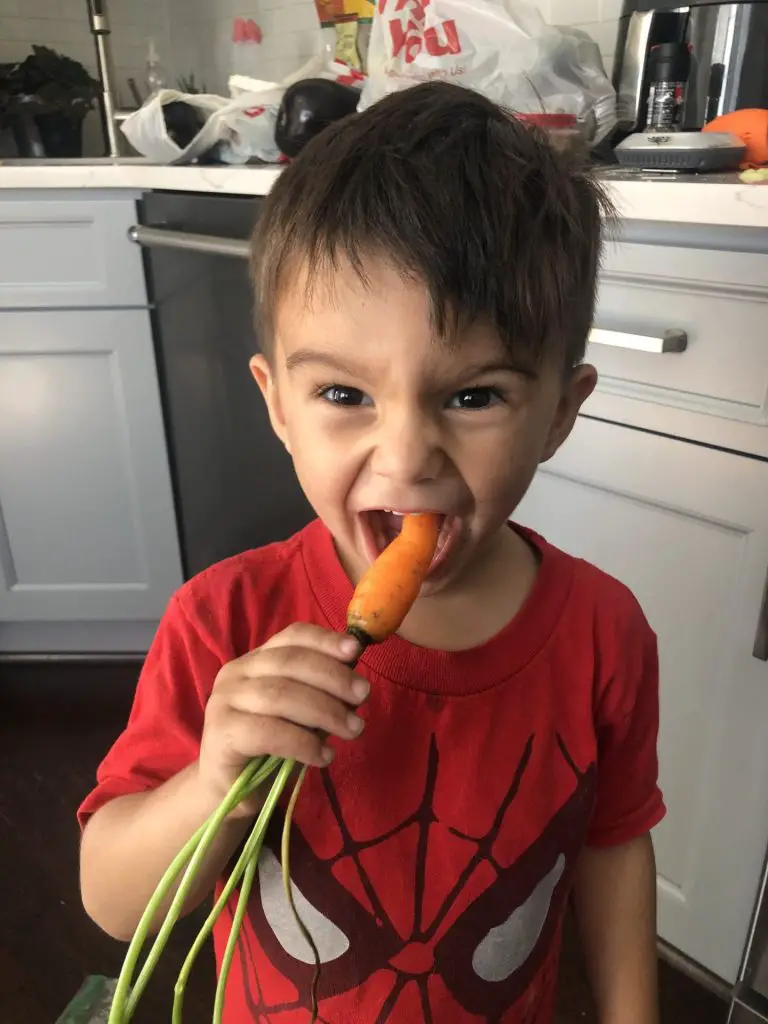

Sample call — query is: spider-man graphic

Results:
[220,729,596,1023]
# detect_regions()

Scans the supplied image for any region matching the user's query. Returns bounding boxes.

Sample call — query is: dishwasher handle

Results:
[129,224,251,260]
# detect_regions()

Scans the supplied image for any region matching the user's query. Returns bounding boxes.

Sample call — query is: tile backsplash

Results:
[1,0,622,154]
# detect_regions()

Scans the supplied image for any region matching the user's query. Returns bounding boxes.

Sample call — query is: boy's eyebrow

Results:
[284,350,538,380]
[285,350,363,376]
[461,358,539,381]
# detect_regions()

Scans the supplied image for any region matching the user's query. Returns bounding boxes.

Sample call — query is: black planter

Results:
[8,110,84,158]
[35,111,84,157]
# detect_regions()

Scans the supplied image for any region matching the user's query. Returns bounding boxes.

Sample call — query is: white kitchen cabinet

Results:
[0,307,183,626]
[516,415,768,984]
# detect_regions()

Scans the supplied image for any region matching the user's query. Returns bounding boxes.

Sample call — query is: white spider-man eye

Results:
[471,854,566,983]
[258,847,351,964]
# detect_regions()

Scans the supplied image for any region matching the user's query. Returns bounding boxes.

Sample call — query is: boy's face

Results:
[252,257,595,595]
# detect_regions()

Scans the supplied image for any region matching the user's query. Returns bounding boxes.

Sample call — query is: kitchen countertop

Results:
[0,158,767,228]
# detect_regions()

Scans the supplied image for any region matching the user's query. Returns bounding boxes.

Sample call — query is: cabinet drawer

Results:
[0,194,147,309]
[588,240,768,430]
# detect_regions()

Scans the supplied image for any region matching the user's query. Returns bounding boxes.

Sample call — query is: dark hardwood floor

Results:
[0,661,727,1023]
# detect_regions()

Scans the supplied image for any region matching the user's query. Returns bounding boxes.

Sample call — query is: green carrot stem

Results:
[171,756,283,1024]
[109,757,264,1024]
[108,820,204,1024]
[213,759,296,1024]
[213,850,259,1024]
[281,764,322,1022]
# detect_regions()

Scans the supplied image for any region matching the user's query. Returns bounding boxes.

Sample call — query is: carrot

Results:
[347,513,440,644]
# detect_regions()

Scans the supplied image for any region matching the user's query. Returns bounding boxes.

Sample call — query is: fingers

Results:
[227,675,366,743]
[262,622,361,663]
[223,709,337,768]
[236,625,369,708]
[205,624,370,781]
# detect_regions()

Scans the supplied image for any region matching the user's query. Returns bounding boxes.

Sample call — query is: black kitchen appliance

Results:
[613,1,768,135]
[134,192,314,580]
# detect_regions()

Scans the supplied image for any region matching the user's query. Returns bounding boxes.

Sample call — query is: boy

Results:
[79,82,665,1023]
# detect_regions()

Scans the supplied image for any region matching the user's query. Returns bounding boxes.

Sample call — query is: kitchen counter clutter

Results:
[0,160,767,227]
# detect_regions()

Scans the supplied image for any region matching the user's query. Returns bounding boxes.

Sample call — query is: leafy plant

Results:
[3,46,100,120]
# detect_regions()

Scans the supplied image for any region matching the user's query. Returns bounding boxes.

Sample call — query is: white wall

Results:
[161,0,324,97]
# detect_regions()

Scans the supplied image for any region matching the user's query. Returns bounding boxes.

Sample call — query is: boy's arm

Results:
[572,833,660,1024]
[80,761,252,941]
[576,591,665,1023]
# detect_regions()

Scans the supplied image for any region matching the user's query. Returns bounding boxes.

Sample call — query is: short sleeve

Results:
[587,610,666,848]
[77,591,225,830]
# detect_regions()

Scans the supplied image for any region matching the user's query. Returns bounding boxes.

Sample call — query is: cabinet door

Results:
[0,309,182,622]
[515,416,768,983]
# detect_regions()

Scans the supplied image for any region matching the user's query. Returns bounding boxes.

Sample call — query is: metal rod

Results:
[657,939,732,1002]
[129,225,251,260]
[86,0,136,157]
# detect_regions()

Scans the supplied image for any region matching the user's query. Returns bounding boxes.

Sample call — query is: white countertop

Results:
[0,158,767,229]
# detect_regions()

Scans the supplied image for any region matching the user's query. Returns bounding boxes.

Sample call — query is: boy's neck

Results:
[396,524,540,652]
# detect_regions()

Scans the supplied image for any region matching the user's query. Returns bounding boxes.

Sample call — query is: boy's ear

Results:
[540,364,598,464]
[250,354,291,453]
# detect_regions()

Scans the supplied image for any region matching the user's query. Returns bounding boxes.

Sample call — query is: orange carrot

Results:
[347,513,440,644]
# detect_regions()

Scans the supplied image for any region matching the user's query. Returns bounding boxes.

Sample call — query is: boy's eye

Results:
[318,385,373,407]
[447,387,503,410]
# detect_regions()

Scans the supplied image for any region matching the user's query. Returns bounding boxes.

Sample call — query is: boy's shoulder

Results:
[525,526,654,640]
[182,521,315,595]
[167,519,327,657]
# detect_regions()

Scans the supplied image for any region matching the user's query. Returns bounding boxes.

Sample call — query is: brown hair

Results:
[251,81,613,370]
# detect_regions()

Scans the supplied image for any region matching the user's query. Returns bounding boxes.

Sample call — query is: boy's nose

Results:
[370,409,444,485]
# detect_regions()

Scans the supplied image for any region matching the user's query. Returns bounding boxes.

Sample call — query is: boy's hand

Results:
[199,624,369,815]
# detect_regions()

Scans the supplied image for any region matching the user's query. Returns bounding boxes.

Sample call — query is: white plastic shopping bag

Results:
[359,0,616,143]
[121,85,286,165]
[121,90,228,164]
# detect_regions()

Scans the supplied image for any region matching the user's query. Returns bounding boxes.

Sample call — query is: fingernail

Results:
[321,745,335,764]
[351,678,370,703]
[340,636,360,658]
[346,712,365,736]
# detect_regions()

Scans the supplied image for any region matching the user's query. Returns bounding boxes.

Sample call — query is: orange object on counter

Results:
[703,109,768,166]
[347,513,440,644]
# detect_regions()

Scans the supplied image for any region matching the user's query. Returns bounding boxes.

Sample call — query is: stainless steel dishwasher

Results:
[132,190,314,580]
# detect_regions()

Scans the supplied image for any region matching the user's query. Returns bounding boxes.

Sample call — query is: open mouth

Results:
[360,510,460,573]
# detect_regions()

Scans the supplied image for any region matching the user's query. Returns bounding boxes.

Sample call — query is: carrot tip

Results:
[345,513,440,644]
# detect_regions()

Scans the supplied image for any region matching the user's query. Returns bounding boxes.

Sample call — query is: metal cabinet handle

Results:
[129,225,250,260]
[755,568,768,662]
[588,327,688,354]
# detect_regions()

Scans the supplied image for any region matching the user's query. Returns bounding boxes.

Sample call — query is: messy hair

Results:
[251,81,614,370]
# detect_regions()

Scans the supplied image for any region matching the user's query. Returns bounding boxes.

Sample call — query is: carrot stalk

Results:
[281,764,322,1018]
[107,514,440,1024]
[171,758,285,1024]
[213,758,296,1023]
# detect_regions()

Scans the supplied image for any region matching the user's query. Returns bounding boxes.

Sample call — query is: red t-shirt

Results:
[78,520,665,1023]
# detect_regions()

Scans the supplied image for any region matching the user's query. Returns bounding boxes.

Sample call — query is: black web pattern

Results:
[228,731,585,1023]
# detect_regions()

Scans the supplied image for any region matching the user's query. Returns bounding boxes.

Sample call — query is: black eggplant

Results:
[275,78,360,159]
[162,100,206,150]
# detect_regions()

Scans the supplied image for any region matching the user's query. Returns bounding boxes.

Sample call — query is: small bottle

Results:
[146,37,167,96]
[645,42,690,132]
